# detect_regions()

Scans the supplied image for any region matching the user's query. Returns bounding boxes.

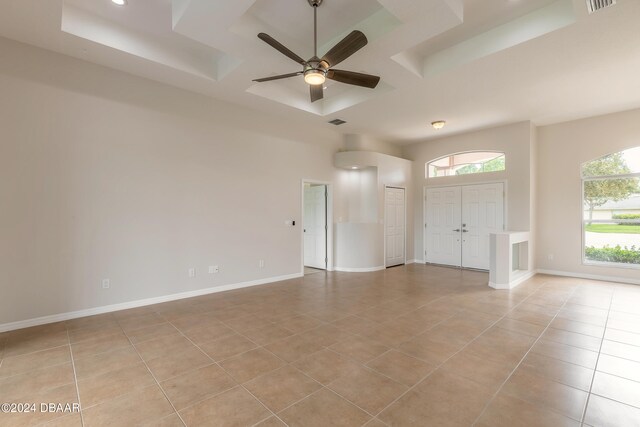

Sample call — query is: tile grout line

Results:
[579,288,615,425]
[368,280,546,422]
[469,283,585,425]
[65,329,86,427]
[9,271,637,427]
[161,303,414,426]
[119,322,189,427]
[161,313,293,427]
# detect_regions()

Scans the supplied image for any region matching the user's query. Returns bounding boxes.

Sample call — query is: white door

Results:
[385,187,405,267]
[303,185,327,269]
[425,183,504,270]
[425,186,462,266]
[461,183,504,270]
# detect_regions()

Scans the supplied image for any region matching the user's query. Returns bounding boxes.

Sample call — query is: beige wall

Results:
[402,122,535,262]
[536,108,640,282]
[0,39,343,325]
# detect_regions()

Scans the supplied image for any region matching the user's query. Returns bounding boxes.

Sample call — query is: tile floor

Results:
[1,264,640,426]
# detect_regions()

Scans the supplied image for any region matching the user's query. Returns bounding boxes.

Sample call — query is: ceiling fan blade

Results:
[326,69,380,89]
[321,30,368,67]
[258,33,307,66]
[253,72,303,83]
[310,84,324,103]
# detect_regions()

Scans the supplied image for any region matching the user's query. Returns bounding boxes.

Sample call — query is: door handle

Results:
[453,229,461,232]
[462,229,469,233]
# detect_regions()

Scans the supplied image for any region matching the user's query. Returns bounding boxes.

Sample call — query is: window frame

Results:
[581,170,640,270]
[425,150,506,179]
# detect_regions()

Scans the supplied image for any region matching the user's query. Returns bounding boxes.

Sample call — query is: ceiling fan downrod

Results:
[308,0,323,58]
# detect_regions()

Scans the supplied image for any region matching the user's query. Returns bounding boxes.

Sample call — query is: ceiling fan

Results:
[252,0,380,103]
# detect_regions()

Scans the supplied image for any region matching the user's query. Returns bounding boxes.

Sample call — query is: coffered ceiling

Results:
[0,0,639,143]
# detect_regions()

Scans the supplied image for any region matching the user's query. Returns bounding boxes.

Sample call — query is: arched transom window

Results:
[426,151,505,178]
[582,146,640,267]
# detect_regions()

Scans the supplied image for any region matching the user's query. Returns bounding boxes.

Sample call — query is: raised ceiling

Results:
[0,0,639,143]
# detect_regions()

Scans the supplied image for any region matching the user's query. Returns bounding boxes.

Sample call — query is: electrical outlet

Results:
[188,268,196,278]
[548,254,554,261]
[102,279,110,289]
[208,266,219,274]
[259,260,265,268]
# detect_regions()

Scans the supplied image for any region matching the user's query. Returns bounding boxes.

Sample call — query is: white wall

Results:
[402,122,535,262]
[343,134,404,158]
[536,108,640,282]
[333,151,413,269]
[0,39,343,325]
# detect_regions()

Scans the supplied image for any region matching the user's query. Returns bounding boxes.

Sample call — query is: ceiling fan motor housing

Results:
[307,0,323,7]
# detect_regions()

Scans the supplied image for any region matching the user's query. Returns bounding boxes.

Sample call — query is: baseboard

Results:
[334,266,385,273]
[406,259,423,264]
[536,269,640,286]
[0,272,303,333]
[489,271,536,290]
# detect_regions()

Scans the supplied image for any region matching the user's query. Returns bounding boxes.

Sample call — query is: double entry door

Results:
[425,183,504,270]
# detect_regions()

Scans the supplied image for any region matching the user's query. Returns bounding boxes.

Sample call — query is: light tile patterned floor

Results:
[1,264,640,426]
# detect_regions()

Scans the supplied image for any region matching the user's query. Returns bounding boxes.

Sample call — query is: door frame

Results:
[423,180,507,267]
[384,185,407,268]
[301,179,334,273]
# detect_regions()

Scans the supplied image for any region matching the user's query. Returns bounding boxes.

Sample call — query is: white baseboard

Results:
[334,266,385,273]
[0,272,303,333]
[489,271,536,290]
[536,269,640,286]
[407,259,423,264]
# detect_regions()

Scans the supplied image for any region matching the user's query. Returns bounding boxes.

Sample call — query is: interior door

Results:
[303,185,327,269]
[461,183,504,270]
[425,186,462,266]
[385,187,405,267]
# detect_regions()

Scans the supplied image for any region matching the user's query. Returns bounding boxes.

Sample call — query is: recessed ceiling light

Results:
[431,120,446,130]
[111,0,127,6]
[351,166,358,170]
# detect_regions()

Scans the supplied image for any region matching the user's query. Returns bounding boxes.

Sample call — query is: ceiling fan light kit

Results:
[253,0,380,102]
[304,69,326,85]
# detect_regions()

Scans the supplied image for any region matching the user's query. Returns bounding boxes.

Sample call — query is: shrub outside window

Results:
[582,147,640,268]
[426,151,505,178]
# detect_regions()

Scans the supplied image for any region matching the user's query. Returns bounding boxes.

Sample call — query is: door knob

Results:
[453,229,461,232]
[462,229,469,233]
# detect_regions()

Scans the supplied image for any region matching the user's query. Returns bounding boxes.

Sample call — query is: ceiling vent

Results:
[328,119,347,126]
[586,0,616,14]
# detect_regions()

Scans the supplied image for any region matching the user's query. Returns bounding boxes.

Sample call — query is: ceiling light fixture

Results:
[252,0,379,102]
[351,166,358,170]
[111,0,127,6]
[431,120,446,130]
[304,70,326,86]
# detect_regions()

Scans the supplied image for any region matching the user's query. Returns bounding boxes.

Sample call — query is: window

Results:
[582,146,640,267]
[426,151,505,178]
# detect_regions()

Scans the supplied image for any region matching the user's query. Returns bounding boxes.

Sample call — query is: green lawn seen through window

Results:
[585,224,640,234]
